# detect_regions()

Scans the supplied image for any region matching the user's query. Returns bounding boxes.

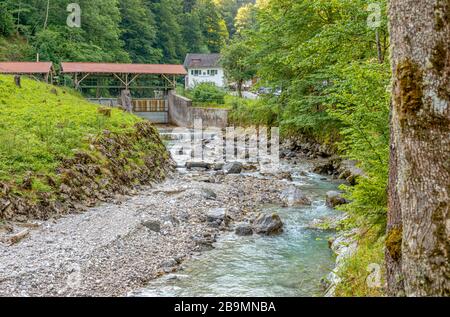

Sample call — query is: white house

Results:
[184,53,226,89]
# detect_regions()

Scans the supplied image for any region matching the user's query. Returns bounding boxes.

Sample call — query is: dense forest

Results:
[0,0,254,64]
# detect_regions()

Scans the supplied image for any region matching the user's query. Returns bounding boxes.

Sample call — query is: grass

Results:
[334,227,386,297]
[175,85,233,110]
[0,75,141,191]
[227,95,279,127]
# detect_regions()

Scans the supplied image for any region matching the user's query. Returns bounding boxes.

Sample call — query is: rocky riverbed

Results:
[0,128,357,297]
[0,168,298,297]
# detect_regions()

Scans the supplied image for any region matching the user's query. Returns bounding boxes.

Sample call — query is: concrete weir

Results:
[168,91,229,128]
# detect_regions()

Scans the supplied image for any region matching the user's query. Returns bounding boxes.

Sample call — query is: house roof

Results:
[0,62,53,74]
[60,62,187,75]
[184,54,221,68]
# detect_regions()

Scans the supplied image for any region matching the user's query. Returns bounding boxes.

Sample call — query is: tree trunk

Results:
[375,29,384,64]
[388,0,449,296]
[43,0,50,30]
[237,79,243,98]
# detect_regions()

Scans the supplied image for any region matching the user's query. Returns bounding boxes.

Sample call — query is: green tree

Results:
[180,11,208,53]
[148,0,186,63]
[195,0,228,52]
[221,37,256,97]
[119,0,160,63]
[0,1,14,36]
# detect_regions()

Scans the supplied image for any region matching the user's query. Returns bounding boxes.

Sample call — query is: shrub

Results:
[190,82,226,105]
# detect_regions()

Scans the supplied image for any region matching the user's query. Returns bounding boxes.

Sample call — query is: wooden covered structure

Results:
[60,62,187,124]
[0,62,54,83]
[60,62,187,98]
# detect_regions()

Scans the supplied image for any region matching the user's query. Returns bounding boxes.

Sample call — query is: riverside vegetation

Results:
[220,0,391,296]
[0,0,448,297]
[0,75,172,221]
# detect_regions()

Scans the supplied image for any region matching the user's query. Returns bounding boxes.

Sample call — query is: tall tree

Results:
[0,1,14,36]
[180,11,207,53]
[221,37,256,97]
[119,0,160,63]
[148,0,186,63]
[195,0,228,52]
[387,0,450,296]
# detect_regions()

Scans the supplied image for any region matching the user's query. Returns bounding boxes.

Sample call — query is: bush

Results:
[228,96,279,127]
[190,82,226,105]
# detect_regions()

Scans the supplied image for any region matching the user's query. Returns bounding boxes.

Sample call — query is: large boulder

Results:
[223,162,243,174]
[235,223,253,236]
[326,191,348,208]
[186,161,212,170]
[206,208,229,227]
[280,186,312,207]
[252,213,284,236]
[142,220,161,233]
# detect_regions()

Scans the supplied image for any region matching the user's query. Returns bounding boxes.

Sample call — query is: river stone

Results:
[201,188,217,200]
[280,186,312,207]
[186,161,212,170]
[252,213,283,236]
[235,223,253,236]
[206,208,228,227]
[142,220,161,233]
[213,163,225,171]
[326,191,348,208]
[223,162,243,174]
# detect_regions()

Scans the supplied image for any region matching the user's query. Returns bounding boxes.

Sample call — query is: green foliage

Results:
[226,0,391,295]
[334,229,386,297]
[0,75,140,185]
[189,82,226,104]
[119,0,161,63]
[221,37,257,95]
[149,0,186,63]
[0,1,14,36]
[228,0,390,228]
[0,36,34,61]
[0,0,252,63]
[180,11,208,54]
[328,61,391,231]
[195,0,229,52]
[228,96,279,127]
[214,0,256,37]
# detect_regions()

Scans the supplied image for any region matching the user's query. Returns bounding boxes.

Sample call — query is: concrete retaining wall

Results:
[168,91,228,128]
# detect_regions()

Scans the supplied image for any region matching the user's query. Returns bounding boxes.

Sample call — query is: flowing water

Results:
[136,128,340,297]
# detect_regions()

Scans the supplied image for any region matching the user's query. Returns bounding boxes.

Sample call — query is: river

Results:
[133,127,341,297]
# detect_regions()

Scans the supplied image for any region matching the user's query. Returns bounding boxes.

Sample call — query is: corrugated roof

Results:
[0,62,53,74]
[61,62,187,75]
[184,54,221,68]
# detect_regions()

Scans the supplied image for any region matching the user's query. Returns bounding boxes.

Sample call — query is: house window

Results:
[208,69,218,76]
[191,70,201,76]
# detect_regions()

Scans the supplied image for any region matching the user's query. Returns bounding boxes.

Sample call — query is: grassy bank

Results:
[0,75,171,221]
[334,227,386,297]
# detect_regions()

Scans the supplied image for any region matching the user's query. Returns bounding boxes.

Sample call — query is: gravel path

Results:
[0,171,287,297]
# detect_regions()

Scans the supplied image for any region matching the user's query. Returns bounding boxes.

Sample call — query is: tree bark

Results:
[375,29,384,64]
[388,0,450,296]
[43,0,50,30]
[238,79,243,98]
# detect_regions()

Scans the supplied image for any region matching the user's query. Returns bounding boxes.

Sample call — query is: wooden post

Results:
[120,89,133,113]
[14,75,21,88]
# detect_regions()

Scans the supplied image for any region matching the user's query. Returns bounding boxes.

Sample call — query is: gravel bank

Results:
[0,170,287,297]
